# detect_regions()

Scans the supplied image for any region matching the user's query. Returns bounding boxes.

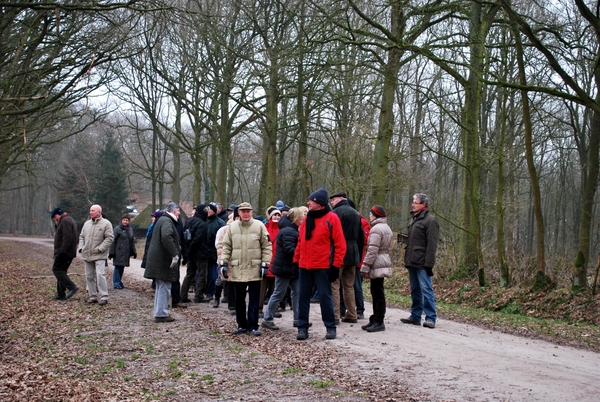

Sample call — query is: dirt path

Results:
[3,236,600,401]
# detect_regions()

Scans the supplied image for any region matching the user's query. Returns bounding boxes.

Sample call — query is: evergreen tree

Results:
[91,133,128,224]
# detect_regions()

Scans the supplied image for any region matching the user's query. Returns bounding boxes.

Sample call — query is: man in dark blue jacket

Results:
[181,204,210,303]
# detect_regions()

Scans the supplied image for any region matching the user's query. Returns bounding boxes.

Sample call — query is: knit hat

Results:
[194,204,209,219]
[280,204,291,212]
[50,207,63,218]
[329,191,347,199]
[151,210,163,219]
[308,188,328,206]
[370,205,387,218]
[267,207,281,219]
[208,203,218,213]
[237,202,253,210]
[276,200,285,209]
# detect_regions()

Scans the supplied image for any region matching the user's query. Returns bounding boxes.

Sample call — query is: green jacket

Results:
[221,218,272,282]
[143,213,181,282]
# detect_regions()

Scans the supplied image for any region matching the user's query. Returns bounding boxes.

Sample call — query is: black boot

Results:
[361,316,374,330]
[366,322,385,332]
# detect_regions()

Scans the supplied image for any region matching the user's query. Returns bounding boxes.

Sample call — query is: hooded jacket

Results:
[271,215,299,278]
[360,217,393,279]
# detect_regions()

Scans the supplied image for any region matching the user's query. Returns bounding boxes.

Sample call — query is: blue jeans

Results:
[113,265,125,288]
[354,267,365,315]
[298,268,336,330]
[407,266,436,323]
[206,260,218,297]
[264,276,298,322]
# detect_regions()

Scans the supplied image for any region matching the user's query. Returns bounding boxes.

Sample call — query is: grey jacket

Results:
[78,217,114,262]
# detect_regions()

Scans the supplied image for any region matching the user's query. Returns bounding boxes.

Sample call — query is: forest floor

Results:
[1,237,599,401]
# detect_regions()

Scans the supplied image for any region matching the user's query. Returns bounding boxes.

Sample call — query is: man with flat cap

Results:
[294,188,346,340]
[51,207,79,301]
[329,191,364,324]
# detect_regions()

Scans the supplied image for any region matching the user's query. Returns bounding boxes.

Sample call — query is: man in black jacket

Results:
[182,204,210,303]
[51,208,79,301]
[329,191,364,324]
[401,193,440,329]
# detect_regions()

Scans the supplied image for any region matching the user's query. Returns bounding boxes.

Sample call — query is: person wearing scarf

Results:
[293,188,346,341]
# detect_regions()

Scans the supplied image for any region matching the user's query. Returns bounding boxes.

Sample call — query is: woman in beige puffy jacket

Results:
[360,205,393,332]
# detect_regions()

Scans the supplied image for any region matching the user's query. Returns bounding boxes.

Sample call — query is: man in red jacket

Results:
[294,188,346,340]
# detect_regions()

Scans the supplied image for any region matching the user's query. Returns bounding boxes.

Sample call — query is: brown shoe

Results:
[400,317,421,325]
[341,317,358,323]
[86,298,98,304]
[98,299,108,306]
[155,316,175,323]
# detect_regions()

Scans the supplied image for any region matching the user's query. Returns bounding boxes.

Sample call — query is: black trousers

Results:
[370,277,386,323]
[52,254,76,297]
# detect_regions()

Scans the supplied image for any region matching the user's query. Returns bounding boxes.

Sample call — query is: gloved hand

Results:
[169,256,179,268]
[133,254,137,259]
[328,266,340,282]
[425,267,434,277]
[260,262,270,278]
[219,260,229,279]
[108,254,115,259]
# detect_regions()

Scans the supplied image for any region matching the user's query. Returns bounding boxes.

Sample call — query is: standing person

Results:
[215,206,239,313]
[329,191,364,324]
[294,188,346,340]
[401,193,440,329]
[143,201,182,323]
[220,202,272,336]
[360,205,393,332]
[78,204,114,306]
[141,210,162,270]
[51,207,79,301]
[205,203,225,300]
[259,206,281,317]
[181,204,209,303]
[109,214,136,289]
[261,207,304,330]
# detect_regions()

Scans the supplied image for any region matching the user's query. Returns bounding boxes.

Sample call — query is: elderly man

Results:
[220,202,272,336]
[294,188,346,340]
[51,207,79,301]
[144,201,182,323]
[401,193,440,329]
[79,204,114,305]
[329,191,364,324]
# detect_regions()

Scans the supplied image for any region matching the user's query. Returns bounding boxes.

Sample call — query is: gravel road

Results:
[4,235,599,401]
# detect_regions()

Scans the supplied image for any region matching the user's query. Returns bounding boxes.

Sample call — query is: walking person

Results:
[401,193,440,329]
[109,214,136,289]
[360,205,393,332]
[220,202,272,336]
[79,204,114,306]
[51,207,79,301]
[294,188,346,340]
[261,207,304,330]
[143,202,182,323]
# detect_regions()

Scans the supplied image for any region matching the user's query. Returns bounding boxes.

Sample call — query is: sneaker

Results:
[155,316,175,323]
[293,321,313,328]
[261,321,279,330]
[53,294,66,300]
[232,327,247,335]
[249,329,262,337]
[212,299,220,308]
[400,317,421,325]
[65,287,78,299]
[98,299,108,306]
[296,330,309,340]
[273,312,282,318]
[423,321,435,329]
[325,329,336,340]
[366,322,385,332]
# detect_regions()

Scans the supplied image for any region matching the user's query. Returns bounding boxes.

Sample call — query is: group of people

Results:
[50,190,440,340]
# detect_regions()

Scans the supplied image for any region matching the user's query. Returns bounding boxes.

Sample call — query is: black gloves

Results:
[219,261,229,279]
[328,266,340,282]
[425,267,434,277]
[108,254,115,259]
[260,262,270,278]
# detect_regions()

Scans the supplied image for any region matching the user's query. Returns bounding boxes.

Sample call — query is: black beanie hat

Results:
[308,188,328,206]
